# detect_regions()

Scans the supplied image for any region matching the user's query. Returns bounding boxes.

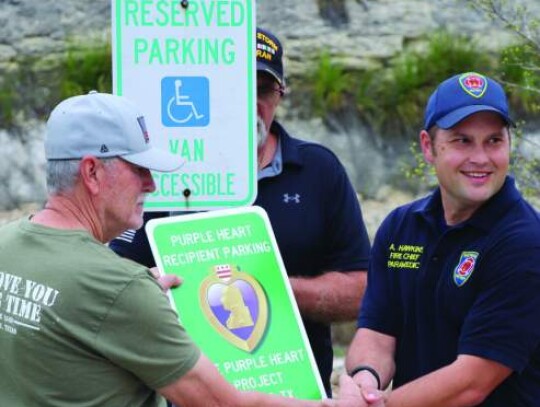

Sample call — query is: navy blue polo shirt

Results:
[256,122,370,392]
[111,121,371,394]
[359,177,540,406]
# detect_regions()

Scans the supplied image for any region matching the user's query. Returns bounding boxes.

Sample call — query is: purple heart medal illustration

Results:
[199,264,268,352]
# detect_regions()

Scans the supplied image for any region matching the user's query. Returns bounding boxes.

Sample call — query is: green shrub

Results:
[61,42,112,98]
[0,85,15,126]
[308,51,354,116]
[508,122,540,206]
[0,41,113,128]
[305,31,494,139]
[499,44,540,114]
[359,32,492,136]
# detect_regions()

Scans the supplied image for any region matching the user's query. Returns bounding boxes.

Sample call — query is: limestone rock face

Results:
[0,0,538,206]
[1,0,535,74]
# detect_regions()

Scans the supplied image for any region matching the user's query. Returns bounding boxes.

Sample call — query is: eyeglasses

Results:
[257,83,285,99]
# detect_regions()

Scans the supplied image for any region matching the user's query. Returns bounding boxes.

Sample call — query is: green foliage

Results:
[0,55,58,127]
[306,31,493,138]
[509,123,540,206]
[359,32,492,135]
[309,51,353,116]
[0,84,15,126]
[400,141,437,192]
[0,41,112,128]
[464,0,540,53]
[499,44,540,114]
[61,42,112,98]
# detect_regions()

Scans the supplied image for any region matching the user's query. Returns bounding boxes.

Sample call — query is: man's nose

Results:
[142,169,156,193]
[469,144,490,165]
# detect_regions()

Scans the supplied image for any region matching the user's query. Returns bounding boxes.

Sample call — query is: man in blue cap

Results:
[345,72,540,406]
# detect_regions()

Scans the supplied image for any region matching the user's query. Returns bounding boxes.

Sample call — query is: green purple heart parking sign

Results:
[146,206,325,399]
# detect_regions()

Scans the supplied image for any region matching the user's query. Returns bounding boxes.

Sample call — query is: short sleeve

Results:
[95,276,200,389]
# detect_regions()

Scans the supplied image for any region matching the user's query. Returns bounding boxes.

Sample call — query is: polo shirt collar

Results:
[258,135,283,180]
[258,120,303,181]
[271,120,303,167]
[415,176,522,232]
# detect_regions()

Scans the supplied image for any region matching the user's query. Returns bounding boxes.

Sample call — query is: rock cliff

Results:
[0,0,537,207]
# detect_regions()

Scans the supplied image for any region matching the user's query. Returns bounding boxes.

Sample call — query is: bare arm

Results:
[384,355,512,407]
[346,328,397,391]
[346,328,512,406]
[289,271,367,323]
[159,354,366,407]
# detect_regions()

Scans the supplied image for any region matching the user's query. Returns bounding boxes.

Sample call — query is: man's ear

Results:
[419,130,435,164]
[79,156,103,195]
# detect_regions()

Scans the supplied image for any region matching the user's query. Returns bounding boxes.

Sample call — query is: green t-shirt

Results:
[0,218,200,406]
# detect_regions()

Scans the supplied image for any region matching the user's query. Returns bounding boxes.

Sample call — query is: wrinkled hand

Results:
[334,374,362,407]
[149,267,182,292]
[359,384,386,407]
[334,375,386,407]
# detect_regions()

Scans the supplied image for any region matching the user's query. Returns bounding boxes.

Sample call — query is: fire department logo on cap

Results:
[453,251,479,287]
[458,72,488,99]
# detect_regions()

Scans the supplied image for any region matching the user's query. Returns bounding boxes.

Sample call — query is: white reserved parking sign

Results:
[112,0,257,211]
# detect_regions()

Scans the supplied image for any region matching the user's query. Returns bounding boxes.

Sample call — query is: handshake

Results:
[332,374,386,407]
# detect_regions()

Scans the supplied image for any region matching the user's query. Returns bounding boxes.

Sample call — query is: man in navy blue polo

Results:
[345,72,540,406]
[110,28,371,396]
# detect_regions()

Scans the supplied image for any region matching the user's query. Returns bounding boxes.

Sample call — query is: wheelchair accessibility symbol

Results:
[161,76,210,127]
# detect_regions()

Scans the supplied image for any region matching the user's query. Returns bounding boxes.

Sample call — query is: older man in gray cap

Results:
[0,92,367,407]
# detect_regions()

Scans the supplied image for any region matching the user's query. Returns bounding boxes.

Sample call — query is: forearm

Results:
[238,374,363,407]
[237,391,330,407]
[384,355,512,407]
[162,354,363,407]
[289,271,366,323]
[168,387,329,407]
[346,328,396,390]
[385,369,479,407]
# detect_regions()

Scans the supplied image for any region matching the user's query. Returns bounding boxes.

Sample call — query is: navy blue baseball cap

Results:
[256,27,285,86]
[423,72,514,130]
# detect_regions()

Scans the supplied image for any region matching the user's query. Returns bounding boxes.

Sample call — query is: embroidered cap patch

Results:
[137,116,150,144]
[453,251,479,287]
[459,72,487,99]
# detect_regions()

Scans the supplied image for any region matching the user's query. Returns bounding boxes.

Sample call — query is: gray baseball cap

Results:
[46,92,181,172]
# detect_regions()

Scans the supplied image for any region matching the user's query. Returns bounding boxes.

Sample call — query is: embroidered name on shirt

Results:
[387,244,424,269]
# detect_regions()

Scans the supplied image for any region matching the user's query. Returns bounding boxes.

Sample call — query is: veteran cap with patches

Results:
[45,91,182,172]
[423,72,514,130]
[256,27,285,85]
